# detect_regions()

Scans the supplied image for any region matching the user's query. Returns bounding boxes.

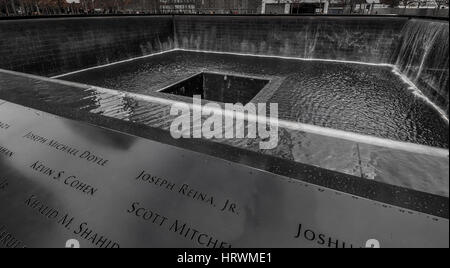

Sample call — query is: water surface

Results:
[60,51,449,148]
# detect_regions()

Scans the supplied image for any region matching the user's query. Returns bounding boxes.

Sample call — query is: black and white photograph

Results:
[0,0,448,252]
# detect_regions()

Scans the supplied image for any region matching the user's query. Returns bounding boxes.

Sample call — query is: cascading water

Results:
[395,19,449,115]
[173,16,405,64]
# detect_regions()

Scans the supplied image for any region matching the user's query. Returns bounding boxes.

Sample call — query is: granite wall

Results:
[0,16,174,76]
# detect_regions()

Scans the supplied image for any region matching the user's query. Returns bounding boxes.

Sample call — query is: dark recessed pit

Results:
[159,72,269,104]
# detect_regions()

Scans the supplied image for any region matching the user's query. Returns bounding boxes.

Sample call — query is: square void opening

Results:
[159,72,269,104]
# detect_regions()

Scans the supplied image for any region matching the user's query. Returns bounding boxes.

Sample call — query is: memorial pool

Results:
[58,50,449,148]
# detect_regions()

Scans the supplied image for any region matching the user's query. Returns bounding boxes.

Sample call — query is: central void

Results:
[159,72,269,104]
[59,50,449,148]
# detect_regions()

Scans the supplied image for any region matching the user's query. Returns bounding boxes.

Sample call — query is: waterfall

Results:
[174,16,405,64]
[395,19,449,115]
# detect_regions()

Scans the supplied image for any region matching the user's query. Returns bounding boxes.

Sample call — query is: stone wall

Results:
[0,16,174,76]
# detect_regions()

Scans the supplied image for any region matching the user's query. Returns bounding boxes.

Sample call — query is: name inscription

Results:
[135,170,240,215]
[0,225,26,248]
[30,160,98,196]
[23,131,109,167]
[0,121,11,130]
[127,202,232,248]
[25,195,119,248]
[0,146,14,158]
[294,223,359,248]
[0,178,9,192]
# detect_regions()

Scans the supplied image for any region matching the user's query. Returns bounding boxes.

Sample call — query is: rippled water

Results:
[60,50,449,148]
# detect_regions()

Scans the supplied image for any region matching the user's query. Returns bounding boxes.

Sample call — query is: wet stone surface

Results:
[0,101,447,248]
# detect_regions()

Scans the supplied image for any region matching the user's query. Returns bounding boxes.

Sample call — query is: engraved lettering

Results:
[0,146,13,158]
[0,178,8,191]
[29,161,98,196]
[0,225,26,248]
[127,202,168,226]
[169,219,232,249]
[23,131,48,144]
[73,222,119,248]
[48,140,80,156]
[294,223,358,248]
[0,121,11,130]
[79,151,108,167]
